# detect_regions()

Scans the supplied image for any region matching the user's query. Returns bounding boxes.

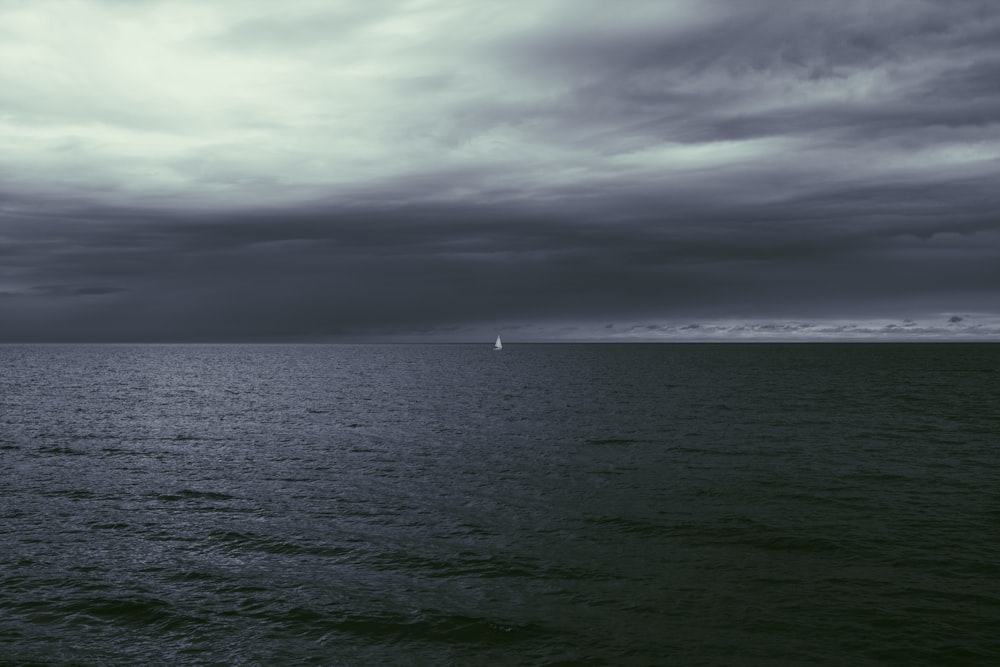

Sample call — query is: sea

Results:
[1,343,998,666]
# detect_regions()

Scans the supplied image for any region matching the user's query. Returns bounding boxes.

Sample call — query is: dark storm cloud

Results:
[474,0,1000,152]
[4,169,999,340]
[2,0,999,340]
[21,285,127,298]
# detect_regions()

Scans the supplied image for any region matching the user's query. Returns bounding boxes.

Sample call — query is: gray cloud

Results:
[1,0,999,340]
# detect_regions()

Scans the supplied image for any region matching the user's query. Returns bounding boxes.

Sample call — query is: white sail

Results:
[494,335,502,350]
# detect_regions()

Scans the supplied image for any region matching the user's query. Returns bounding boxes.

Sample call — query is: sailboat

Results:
[494,335,502,350]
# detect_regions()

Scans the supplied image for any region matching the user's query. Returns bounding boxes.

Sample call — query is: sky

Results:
[2,0,999,342]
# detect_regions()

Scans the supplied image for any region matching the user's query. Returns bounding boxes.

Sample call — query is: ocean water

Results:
[1,343,998,666]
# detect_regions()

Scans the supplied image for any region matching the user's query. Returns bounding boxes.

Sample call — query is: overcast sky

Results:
[2,0,999,341]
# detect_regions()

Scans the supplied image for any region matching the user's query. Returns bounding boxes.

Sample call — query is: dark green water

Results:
[2,343,999,665]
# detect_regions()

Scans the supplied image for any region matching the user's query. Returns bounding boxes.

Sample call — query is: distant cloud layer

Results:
[2,0,999,340]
